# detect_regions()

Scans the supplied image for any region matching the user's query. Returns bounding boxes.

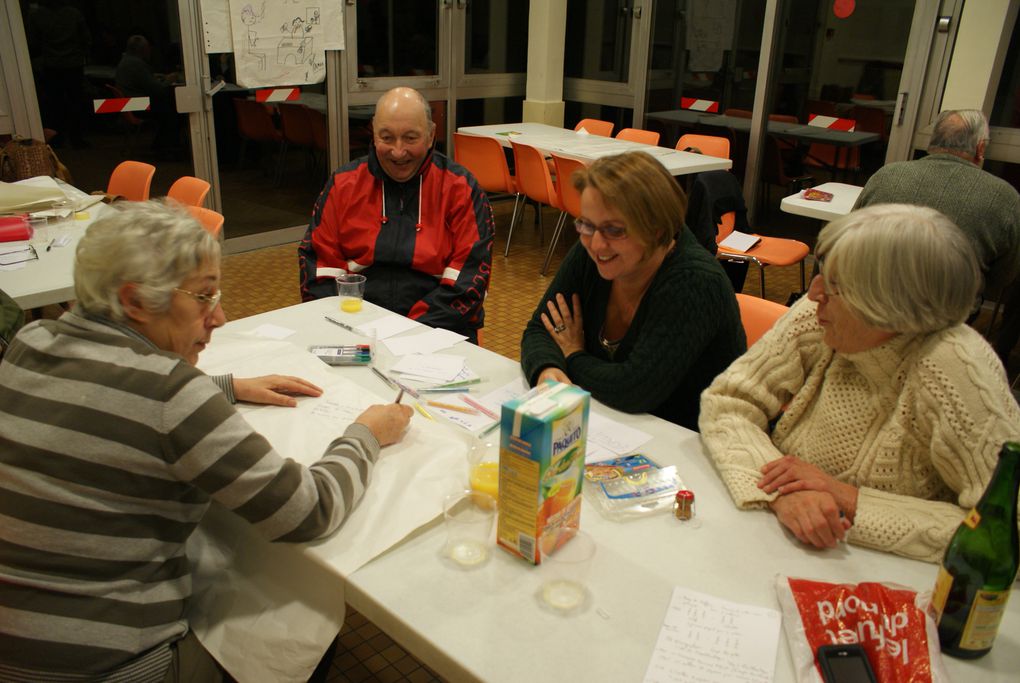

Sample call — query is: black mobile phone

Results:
[816,644,878,683]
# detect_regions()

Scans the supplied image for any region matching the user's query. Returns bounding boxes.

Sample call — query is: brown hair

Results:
[572,151,686,256]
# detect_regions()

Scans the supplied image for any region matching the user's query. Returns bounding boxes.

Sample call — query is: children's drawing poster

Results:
[227,0,344,88]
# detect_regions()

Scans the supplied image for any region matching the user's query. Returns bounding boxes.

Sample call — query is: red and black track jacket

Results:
[299,146,494,335]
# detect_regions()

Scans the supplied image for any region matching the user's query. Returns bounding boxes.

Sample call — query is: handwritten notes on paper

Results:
[643,587,781,683]
[586,412,652,463]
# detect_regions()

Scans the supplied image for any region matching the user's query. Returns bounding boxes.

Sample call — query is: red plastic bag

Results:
[0,216,31,242]
[776,576,949,683]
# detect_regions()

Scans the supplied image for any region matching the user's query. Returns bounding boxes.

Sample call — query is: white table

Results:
[645,110,881,149]
[0,190,104,310]
[780,182,863,222]
[457,122,732,176]
[209,299,1018,683]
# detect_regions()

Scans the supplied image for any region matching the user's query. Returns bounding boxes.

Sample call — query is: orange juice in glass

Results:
[335,274,366,312]
[469,461,499,503]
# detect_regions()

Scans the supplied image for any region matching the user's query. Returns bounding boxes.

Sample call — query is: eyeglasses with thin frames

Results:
[815,259,841,297]
[574,217,628,240]
[174,287,222,312]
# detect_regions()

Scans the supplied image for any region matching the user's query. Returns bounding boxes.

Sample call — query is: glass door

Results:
[562,0,653,132]
[175,0,338,247]
[339,0,527,161]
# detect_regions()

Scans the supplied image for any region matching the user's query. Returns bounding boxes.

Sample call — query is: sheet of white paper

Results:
[391,353,466,382]
[383,328,467,356]
[643,586,781,683]
[201,0,233,52]
[228,0,328,88]
[246,323,295,340]
[419,376,527,435]
[585,411,653,464]
[190,332,469,683]
[320,0,345,50]
[355,314,421,339]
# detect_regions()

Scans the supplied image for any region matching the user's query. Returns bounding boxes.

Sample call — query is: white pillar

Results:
[522,0,567,125]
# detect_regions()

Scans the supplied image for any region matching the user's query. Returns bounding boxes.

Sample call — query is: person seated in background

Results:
[298,86,494,343]
[700,204,1020,563]
[520,151,746,431]
[854,109,1020,303]
[116,34,183,155]
[0,201,413,681]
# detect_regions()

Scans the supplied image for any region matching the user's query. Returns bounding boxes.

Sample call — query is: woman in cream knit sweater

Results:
[700,204,1020,563]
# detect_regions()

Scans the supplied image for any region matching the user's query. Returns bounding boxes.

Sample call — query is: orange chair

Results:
[233,98,284,169]
[167,175,211,207]
[543,154,586,275]
[106,160,155,201]
[574,118,613,137]
[187,205,224,238]
[736,293,789,347]
[615,128,660,146]
[453,132,522,253]
[716,211,810,298]
[676,134,730,159]
[509,141,563,264]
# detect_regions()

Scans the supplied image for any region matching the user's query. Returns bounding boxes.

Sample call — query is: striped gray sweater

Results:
[0,311,379,681]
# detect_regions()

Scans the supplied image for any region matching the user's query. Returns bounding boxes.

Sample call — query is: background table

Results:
[210,299,1018,683]
[0,195,104,310]
[645,110,881,150]
[780,182,863,221]
[457,122,731,176]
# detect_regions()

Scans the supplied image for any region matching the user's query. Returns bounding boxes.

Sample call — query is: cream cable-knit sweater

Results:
[699,297,1020,563]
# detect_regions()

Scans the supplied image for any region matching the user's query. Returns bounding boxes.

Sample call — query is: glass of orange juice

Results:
[467,435,499,502]
[335,274,366,312]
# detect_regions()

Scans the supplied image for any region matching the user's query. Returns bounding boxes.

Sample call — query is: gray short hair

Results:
[928,109,989,156]
[816,204,980,334]
[75,201,220,322]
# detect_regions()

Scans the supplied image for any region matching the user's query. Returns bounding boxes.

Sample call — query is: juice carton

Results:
[497,380,589,564]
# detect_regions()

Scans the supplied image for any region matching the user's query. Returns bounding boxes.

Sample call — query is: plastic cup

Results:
[27,217,49,245]
[539,528,595,613]
[443,489,496,568]
[468,435,499,501]
[336,274,366,313]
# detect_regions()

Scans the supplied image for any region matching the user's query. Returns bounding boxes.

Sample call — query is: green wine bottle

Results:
[932,441,1020,658]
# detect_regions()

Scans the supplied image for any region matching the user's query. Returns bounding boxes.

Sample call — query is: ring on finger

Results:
[553,324,566,333]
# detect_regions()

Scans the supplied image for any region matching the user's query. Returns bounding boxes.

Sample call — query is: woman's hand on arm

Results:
[540,293,585,357]
[233,375,323,407]
[769,490,851,549]
[759,455,859,521]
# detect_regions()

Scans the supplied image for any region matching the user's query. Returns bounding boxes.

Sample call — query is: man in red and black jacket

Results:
[299,87,494,343]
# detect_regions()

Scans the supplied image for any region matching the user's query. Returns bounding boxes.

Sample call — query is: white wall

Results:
[942,0,1015,112]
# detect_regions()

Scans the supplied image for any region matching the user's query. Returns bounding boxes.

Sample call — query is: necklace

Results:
[598,324,623,359]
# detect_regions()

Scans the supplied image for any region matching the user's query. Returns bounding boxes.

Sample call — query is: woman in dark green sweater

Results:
[520,151,745,430]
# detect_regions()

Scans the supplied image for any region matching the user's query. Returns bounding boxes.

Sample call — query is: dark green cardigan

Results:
[520,227,746,431]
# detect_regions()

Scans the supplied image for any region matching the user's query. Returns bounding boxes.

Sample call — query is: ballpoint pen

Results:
[460,395,498,420]
[371,367,399,390]
[45,239,55,252]
[324,315,359,333]
[434,377,484,389]
[426,400,478,415]
[417,386,470,394]
[395,388,404,404]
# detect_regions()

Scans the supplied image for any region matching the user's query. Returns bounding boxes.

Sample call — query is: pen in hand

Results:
[395,388,404,404]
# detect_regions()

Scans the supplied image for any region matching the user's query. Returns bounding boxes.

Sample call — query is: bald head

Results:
[374,87,433,130]
[929,109,989,166]
[372,87,436,182]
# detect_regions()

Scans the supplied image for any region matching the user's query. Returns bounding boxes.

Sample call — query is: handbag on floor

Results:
[0,137,73,184]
